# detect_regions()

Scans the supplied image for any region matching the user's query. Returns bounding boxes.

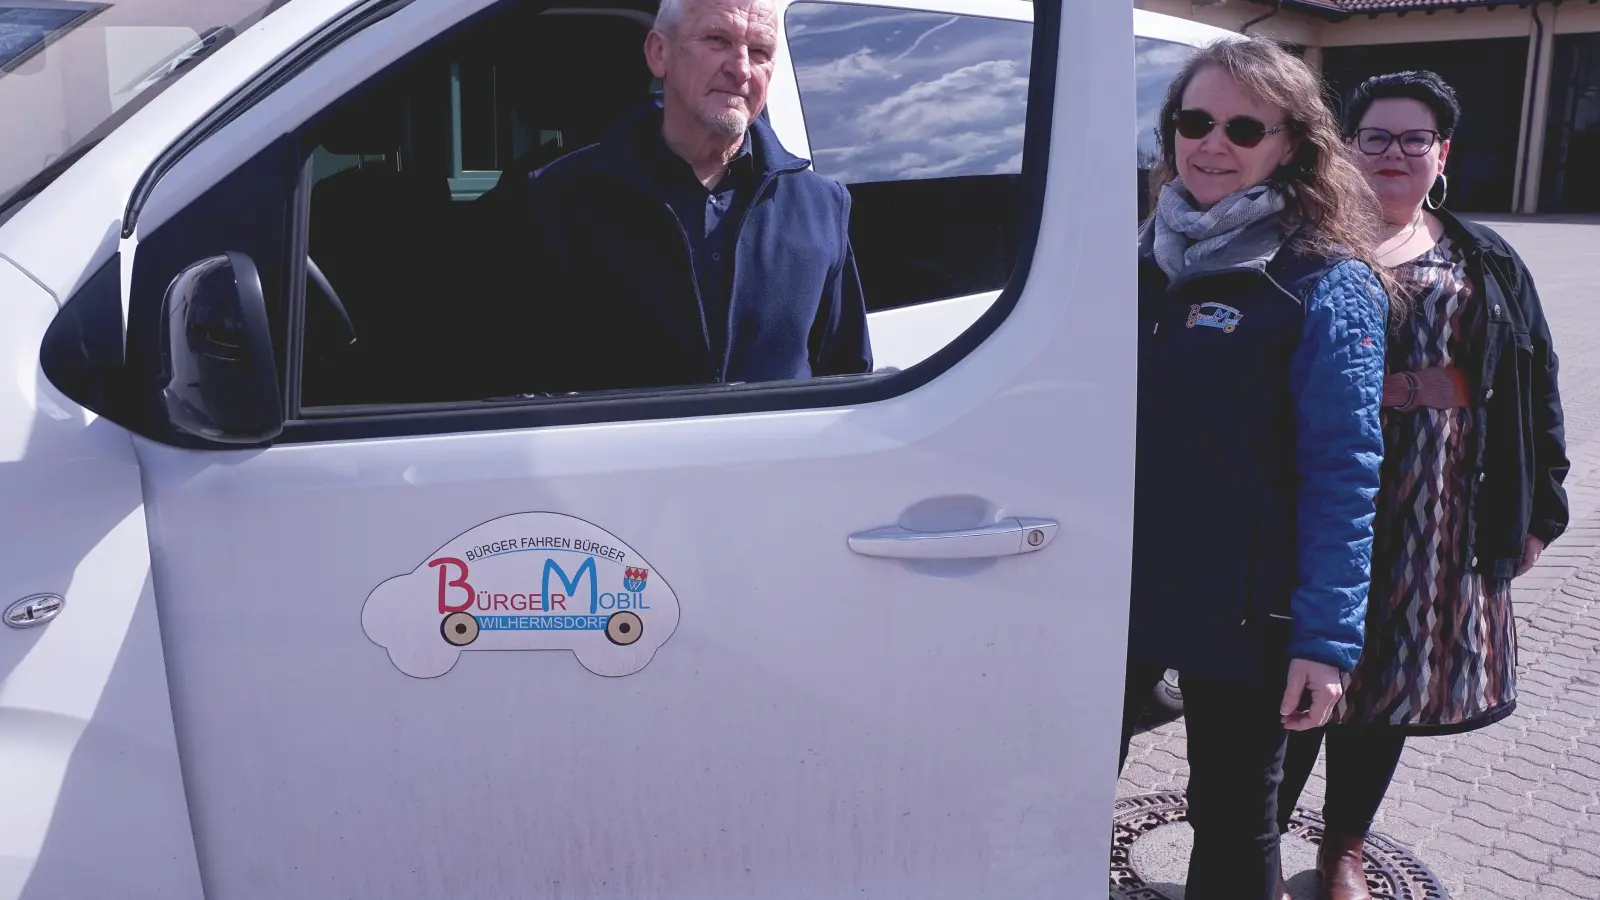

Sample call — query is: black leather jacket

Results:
[1429,209,1569,577]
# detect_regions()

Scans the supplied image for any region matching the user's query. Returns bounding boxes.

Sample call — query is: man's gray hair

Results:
[654,0,686,34]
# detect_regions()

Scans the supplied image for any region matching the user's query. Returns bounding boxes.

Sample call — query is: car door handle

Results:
[847,518,1058,559]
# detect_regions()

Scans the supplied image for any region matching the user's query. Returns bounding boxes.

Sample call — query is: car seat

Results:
[447,13,657,398]
[474,13,654,220]
[303,79,455,406]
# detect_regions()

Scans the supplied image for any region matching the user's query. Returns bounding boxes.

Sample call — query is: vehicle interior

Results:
[299,3,659,407]
[294,0,1028,410]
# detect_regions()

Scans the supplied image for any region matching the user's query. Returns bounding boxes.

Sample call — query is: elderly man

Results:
[505,0,872,395]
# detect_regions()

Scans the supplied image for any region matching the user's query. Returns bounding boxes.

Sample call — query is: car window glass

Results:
[105,25,203,111]
[788,5,1029,182]
[121,0,1045,425]
[1134,35,1193,217]
[787,3,1032,312]
[299,9,663,408]
[1,4,94,69]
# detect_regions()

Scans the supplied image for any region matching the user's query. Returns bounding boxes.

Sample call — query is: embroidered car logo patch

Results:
[1186,302,1244,334]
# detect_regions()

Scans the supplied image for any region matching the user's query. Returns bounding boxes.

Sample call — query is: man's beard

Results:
[701,106,749,138]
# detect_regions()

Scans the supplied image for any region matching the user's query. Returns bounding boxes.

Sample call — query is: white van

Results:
[0,3,1229,897]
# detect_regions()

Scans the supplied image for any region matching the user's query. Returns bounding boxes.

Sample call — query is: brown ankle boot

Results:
[1317,832,1371,900]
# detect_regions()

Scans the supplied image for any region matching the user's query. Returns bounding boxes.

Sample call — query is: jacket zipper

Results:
[656,204,714,379]
[1240,524,1258,628]
[655,161,805,383]
[1462,244,1507,570]
[719,163,806,379]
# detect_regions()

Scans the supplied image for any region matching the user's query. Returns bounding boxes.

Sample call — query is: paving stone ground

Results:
[1118,216,1600,900]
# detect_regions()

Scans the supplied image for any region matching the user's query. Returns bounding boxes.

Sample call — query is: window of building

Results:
[451,58,503,195]
[787,2,1032,313]
[1540,32,1600,214]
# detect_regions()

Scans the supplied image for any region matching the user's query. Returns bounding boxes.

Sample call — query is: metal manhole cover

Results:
[1110,791,1451,900]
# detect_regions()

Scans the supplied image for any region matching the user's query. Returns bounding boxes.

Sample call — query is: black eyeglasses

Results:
[1352,127,1442,157]
[1172,109,1289,148]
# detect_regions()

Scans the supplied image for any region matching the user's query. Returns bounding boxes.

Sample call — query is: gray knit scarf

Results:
[1151,180,1288,280]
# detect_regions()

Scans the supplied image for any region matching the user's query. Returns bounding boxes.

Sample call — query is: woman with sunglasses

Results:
[1121,36,1390,900]
[1274,70,1570,900]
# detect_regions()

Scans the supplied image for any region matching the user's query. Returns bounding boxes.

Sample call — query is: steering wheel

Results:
[305,256,357,347]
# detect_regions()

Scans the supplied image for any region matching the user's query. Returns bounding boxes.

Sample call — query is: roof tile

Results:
[1257,0,1518,16]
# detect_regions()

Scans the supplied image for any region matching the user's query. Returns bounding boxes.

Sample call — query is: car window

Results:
[1134,35,1194,218]
[296,10,658,407]
[81,0,1052,438]
[788,5,1029,182]
[787,2,1032,313]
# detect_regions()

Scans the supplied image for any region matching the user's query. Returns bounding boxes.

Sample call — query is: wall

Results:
[1139,2,1600,50]
[1136,0,1324,46]
[1141,1,1600,212]
[1554,3,1600,35]
[1320,4,1537,46]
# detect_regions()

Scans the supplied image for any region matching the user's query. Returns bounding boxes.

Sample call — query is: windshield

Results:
[0,0,282,214]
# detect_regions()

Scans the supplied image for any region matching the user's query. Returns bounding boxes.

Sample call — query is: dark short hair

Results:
[1343,70,1461,140]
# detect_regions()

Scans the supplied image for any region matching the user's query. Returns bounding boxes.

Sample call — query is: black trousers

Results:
[1277,725,1407,837]
[1122,662,1289,900]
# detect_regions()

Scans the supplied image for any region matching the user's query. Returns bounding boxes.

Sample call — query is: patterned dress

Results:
[1333,235,1518,733]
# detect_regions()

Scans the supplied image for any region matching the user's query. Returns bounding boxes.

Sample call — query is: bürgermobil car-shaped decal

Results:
[362,513,680,678]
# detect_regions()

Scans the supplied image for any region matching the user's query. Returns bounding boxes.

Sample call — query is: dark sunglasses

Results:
[1352,127,1442,157]
[1172,109,1288,148]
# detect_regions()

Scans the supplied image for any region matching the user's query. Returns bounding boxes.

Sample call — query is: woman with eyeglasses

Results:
[1274,70,1570,900]
[1121,36,1390,900]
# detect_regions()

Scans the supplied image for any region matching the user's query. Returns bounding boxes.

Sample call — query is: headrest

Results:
[318,83,407,155]
[507,15,654,124]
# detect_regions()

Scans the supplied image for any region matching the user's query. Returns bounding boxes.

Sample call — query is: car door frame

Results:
[14,0,1137,890]
[116,0,1061,445]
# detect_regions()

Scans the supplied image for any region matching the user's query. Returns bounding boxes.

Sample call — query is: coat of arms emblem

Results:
[624,567,649,593]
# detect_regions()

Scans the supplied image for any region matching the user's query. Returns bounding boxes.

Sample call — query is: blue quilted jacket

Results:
[1129,216,1388,686]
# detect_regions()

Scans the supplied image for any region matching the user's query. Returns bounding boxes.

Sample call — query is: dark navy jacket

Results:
[1130,217,1388,685]
[501,102,872,394]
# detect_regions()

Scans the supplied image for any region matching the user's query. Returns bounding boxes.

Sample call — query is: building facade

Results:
[1137,0,1600,214]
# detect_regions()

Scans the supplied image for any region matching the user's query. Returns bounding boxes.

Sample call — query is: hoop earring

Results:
[1425,173,1448,210]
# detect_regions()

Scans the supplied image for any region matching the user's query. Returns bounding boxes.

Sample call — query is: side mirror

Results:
[157,252,283,445]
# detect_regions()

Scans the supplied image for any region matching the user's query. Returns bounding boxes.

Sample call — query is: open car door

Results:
[16,0,1140,895]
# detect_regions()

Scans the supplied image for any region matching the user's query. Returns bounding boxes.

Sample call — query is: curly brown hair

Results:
[1147,36,1400,316]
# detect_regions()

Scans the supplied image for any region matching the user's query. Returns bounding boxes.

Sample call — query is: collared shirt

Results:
[646,129,757,367]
